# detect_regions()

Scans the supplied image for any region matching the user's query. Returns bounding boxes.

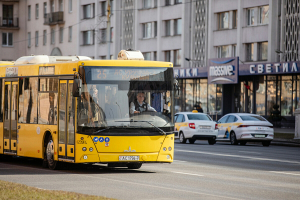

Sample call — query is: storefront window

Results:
[185,80,193,111]
[240,82,245,112]
[256,76,266,115]
[267,76,277,116]
[281,76,293,116]
[208,84,222,115]
[292,75,299,113]
[174,79,183,113]
[200,79,208,113]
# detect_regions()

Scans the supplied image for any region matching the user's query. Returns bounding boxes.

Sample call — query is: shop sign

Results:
[239,61,300,75]
[207,57,239,84]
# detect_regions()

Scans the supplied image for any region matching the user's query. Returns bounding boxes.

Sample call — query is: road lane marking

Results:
[172,171,203,177]
[175,149,300,164]
[173,160,187,162]
[269,171,300,176]
[239,151,261,154]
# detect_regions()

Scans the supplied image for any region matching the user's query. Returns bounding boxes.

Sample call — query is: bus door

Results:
[3,81,18,154]
[58,80,75,161]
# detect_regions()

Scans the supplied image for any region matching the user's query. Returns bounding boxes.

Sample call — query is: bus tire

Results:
[46,135,59,170]
[127,163,142,169]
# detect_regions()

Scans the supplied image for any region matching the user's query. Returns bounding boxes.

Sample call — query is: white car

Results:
[216,113,274,146]
[174,112,218,145]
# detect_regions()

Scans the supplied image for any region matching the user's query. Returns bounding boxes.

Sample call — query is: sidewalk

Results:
[272,127,300,147]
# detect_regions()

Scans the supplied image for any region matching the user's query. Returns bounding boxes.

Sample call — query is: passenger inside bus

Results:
[129,92,156,114]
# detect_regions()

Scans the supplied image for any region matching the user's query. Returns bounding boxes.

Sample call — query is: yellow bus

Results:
[0,50,176,170]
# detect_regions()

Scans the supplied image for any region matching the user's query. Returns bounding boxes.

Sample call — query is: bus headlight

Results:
[168,147,172,151]
[89,147,93,152]
[82,147,87,151]
[163,147,167,151]
[83,155,88,160]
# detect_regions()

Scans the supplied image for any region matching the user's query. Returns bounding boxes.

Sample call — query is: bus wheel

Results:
[46,136,58,170]
[127,163,142,169]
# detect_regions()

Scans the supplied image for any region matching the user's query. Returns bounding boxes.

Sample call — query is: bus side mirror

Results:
[73,79,82,97]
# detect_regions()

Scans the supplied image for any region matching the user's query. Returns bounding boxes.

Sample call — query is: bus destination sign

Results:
[91,68,165,81]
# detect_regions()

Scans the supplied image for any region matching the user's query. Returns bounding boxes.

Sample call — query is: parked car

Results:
[174,112,218,145]
[216,113,274,146]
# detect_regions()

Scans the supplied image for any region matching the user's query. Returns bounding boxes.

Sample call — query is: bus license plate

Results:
[119,156,139,161]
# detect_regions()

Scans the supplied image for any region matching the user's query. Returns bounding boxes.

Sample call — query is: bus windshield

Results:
[77,66,174,135]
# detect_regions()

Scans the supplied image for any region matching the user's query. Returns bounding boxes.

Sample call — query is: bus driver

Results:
[130,92,156,114]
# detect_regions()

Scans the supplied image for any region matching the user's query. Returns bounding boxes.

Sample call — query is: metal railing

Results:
[44,12,64,25]
[0,17,19,28]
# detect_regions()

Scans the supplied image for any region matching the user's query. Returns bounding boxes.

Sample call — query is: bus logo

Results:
[124,146,136,152]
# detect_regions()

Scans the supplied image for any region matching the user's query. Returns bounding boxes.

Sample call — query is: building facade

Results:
[1,0,299,127]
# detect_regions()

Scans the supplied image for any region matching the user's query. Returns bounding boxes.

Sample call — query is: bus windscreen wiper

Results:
[115,121,166,135]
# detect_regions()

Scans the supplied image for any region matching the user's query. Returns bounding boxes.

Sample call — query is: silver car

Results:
[216,113,274,146]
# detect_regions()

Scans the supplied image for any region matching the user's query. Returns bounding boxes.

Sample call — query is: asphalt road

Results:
[0,140,300,200]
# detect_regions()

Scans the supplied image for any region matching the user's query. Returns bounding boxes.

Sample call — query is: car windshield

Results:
[77,66,174,135]
[187,114,212,121]
[240,115,266,121]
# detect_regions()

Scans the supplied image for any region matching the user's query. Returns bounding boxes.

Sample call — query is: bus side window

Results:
[0,79,2,122]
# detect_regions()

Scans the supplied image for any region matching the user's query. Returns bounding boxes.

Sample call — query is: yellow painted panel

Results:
[10,140,17,151]
[67,145,74,157]
[78,60,173,68]
[0,123,3,154]
[59,144,65,156]
[4,139,9,150]
[157,134,174,162]
[17,124,58,159]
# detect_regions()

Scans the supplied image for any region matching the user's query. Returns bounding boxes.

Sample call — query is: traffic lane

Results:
[175,140,300,163]
[1,158,300,200]
[0,161,239,200]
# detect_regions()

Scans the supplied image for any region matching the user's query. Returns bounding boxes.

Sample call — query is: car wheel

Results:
[208,139,216,145]
[240,141,247,145]
[262,141,271,147]
[179,132,187,144]
[127,163,142,169]
[230,132,238,145]
[189,139,196,144]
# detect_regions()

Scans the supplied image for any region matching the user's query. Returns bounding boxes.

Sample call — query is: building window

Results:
[218,12,229,29]
[83,4,94,19]
[2,5,13,26]
[50,0,54,13]
[69,0,72,12]
[101,1,106,16]
[233,10,237,28]
[217,45,230,58]
[44,2,47,18]
[100,56,106,60]
[35,4,39,19]
[43,30,47,45]
[2,32,13,46]
[154,21,157,37]
[51,28,55,44]
[175,0,182,4]
[110,27,113,42]
[100,29,106,43]
[259,5,269,24]
[258,42,268,61]
[165,0,171,6]
[68,26,72,42]
[165,20,171,36]
[154,51,157,61]
[165,51,171,62]
[246,43,254,61]
[154,0,158,7]
[143,0,151,9]
[28,5,31,20]
[143,52,151,60]
[59,27,63,43]
[247,8,255,26]
[174,49,181,66]
[143,22,152,38]
[232,45,237,57]
[83,30,94,45]
[174,19,182,35]
[59,0,63,12]
[35,31,39,46]
[28,32,31,47]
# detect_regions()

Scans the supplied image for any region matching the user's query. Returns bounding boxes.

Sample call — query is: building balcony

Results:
[44,12,64,25]
[0,17,19,29]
